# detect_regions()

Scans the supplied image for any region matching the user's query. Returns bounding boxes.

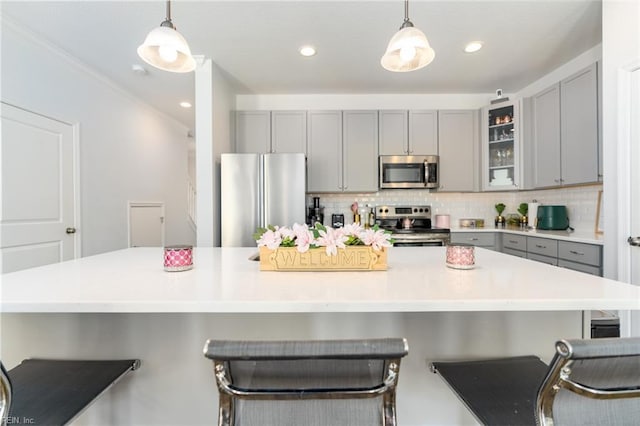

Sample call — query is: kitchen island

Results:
[2,247,639,425]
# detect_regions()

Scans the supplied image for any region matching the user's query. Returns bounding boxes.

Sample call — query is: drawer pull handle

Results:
[508,240,519,244]
[469,238,479,241]
[535,244,546,249]
[569,250,585,256]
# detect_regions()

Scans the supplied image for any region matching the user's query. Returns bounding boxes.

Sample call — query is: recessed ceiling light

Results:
[464,41,483,53]
[299,46,317,57]
[179,101,192,108]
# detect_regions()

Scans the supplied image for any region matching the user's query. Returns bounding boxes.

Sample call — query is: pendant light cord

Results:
[161,0,175,29]
[401,0,414,29]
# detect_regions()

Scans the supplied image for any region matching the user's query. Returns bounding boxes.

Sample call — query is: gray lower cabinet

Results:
[500,233,602,276]
[450,232,496,251]
[557,241,602,276]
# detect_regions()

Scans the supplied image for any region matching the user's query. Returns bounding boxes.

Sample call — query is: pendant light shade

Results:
[381,0,435,72]
[137,1,196,73]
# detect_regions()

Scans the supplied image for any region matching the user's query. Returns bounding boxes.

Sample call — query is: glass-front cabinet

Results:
[482,100,520,190]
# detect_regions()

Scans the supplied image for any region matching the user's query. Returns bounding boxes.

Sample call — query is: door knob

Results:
[628,236,640,247]
[66,227,77,234]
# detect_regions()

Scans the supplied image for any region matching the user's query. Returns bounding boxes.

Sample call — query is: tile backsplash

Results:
[307,184,602,233]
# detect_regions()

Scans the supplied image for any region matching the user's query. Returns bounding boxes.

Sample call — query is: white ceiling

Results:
[1,1,602,130]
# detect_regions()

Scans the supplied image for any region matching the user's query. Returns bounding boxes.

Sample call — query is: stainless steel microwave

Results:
[379,155,439,189]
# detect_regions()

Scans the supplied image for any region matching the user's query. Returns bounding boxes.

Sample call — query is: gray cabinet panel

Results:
[558,241,601,267]
[379,110,408,155]
[503,234,527,251]
[235,111,271,153]
[343,111,378,192]
[558,259,601,276]
[503,247,527,258]
[438,110,479,192]
[271,111,307,154]
[527,252,558,266]
[451,232,495,249]
[560,63,599,185]
[307,111,342,192]
[409,110,438,155]
[532,84,561,188]
[527,237,558,257]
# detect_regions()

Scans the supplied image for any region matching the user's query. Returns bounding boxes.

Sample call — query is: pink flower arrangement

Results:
[254,223,393,255]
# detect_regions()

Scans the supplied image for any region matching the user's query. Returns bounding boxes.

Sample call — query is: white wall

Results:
[194,59,236,247]
[1,19,195,256]
[515,44,602,98]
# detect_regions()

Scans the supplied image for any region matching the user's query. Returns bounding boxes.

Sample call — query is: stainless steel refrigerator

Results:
[221,153,306,247]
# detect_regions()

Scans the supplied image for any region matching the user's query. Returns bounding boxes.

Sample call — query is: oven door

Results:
[391,234,449,247]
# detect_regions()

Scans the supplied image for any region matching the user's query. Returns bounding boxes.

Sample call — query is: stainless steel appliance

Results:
[379,155,439,189]
[375,205,450,246]
[221,153,306,247]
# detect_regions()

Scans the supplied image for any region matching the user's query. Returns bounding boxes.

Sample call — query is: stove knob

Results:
[384,208,389,213]
[414,208,418,213]
[419,208,423,212]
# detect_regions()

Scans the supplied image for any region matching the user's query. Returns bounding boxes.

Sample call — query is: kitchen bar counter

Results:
[1,246,637,313]
[451,226,604,245]
[2,247,638,425]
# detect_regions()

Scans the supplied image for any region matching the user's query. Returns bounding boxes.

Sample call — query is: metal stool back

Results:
[204,338,408,426]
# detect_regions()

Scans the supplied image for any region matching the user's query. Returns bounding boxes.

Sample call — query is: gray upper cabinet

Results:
[532,84,561,188]
[409,110,438,155]
[530,63,599,188]
[271,111,307,154]
[378,110,437,155]
[438,110,479,192]
[560,63,599,185]
[343,111,379,192]
[235,111,271,153]
[379,110,408,155]
[307,111,342,192]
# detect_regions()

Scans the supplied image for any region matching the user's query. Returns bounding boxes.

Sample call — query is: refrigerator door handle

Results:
[260,156,266,227]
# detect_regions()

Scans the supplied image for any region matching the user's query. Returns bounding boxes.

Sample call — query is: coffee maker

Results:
[307,197,324,225]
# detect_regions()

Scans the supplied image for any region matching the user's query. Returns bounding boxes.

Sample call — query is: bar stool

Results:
[1,358,140,426]
[430,337,640,425]
[203,338,409,426]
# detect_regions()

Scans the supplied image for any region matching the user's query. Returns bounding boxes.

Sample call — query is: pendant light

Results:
[381,0,435,72]
[137,1,196,73]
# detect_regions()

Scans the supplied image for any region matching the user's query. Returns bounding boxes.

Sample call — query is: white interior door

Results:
[629,69,640,334]
[129,203,164,247]
[1,103,78,273]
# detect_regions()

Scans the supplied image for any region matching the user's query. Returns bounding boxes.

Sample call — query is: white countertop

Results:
[2,247,637,313]
[450,227,604,245]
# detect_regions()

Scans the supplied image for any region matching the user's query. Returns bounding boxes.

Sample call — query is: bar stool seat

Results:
[431,337,640,426]
[2,358,140,426]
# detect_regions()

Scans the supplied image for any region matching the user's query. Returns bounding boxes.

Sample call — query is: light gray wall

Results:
[1,20,195,256]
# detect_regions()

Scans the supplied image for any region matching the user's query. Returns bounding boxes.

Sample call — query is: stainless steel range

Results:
[375,205,451,246]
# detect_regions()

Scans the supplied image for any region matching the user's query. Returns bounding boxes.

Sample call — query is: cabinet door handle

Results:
[535,244,547,249]
[554,179,560,183]
[629,236,640,247]
[569,250,585,256]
